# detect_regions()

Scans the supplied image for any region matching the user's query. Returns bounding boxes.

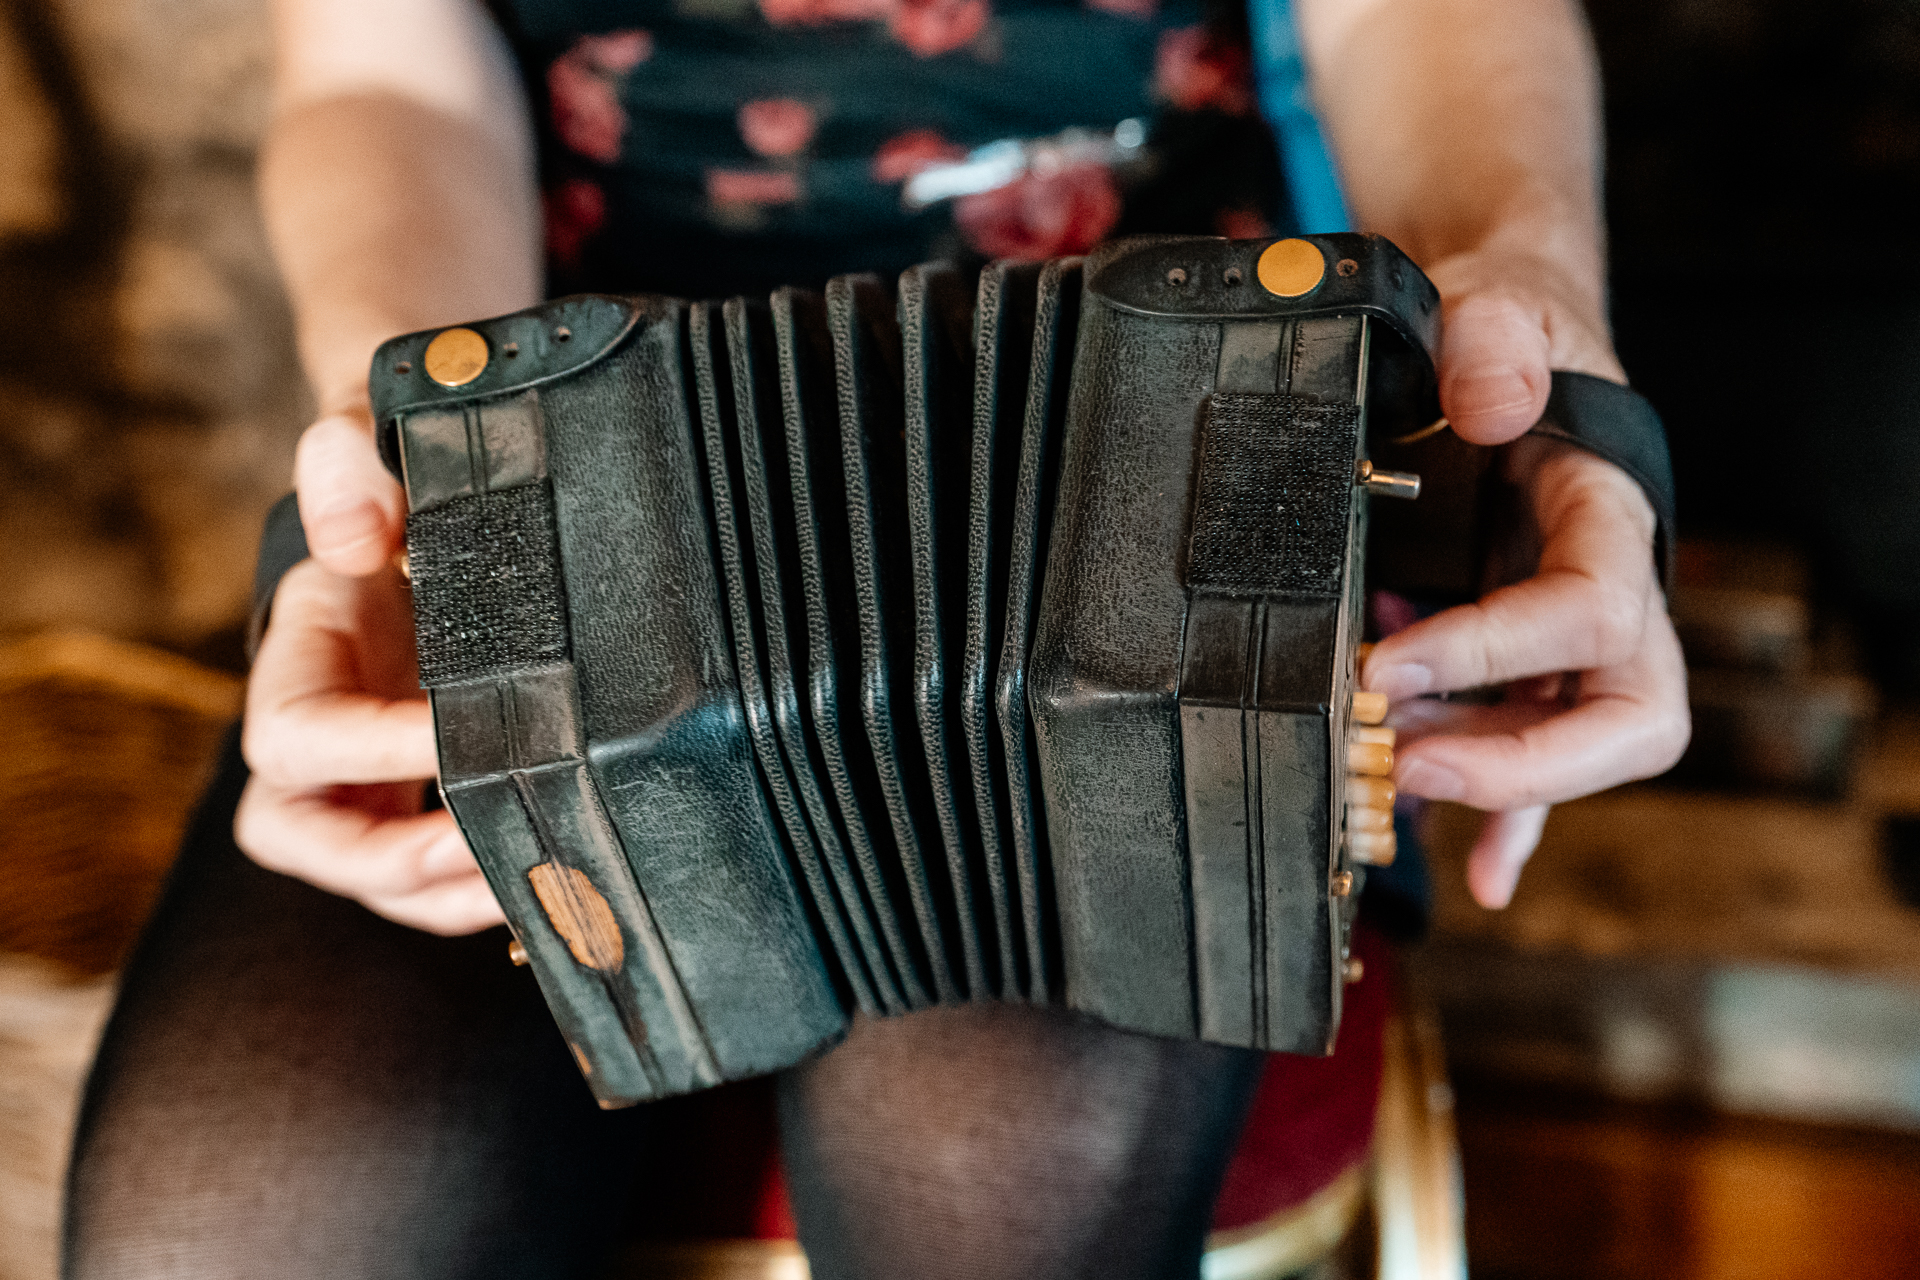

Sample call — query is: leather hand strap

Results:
[1527,371,1677,594]
[245,493,309,662]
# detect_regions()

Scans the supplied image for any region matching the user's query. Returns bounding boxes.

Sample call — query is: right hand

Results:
[234,407,505,935]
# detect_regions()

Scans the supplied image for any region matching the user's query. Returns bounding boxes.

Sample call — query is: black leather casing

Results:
[369,234,1672,1103]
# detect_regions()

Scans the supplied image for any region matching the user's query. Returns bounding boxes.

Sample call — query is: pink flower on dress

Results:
[739,99,819,158]
[1154,26,1254,116]
[871,128,967,183]
[889,0,990,57]
[707,168,803,206]
[1214,206,1272,239]
[548,30,653,163]
[758,0,892,25]
[1084,0,1156,17]
[575,30,654,73]
[953,162,1120,259]
[545,178,608,268]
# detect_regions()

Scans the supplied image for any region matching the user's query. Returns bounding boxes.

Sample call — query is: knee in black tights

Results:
[778,1001,1265,1280]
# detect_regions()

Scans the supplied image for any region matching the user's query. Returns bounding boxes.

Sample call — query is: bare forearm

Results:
[1297,0,1610,342]
[260,0,541,416]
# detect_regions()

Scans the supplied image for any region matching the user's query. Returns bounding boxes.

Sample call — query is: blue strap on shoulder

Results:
[1247,0,1350,234]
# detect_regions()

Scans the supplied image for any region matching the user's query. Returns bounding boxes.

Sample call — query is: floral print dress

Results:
[492,0,1294,297]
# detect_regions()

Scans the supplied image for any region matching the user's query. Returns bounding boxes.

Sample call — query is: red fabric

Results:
[1209,921,1392,1231]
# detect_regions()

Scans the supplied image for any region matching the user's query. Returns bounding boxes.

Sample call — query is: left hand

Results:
[1362,249,1691,908]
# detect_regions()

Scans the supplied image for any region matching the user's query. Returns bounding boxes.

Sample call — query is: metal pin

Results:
[1355,459,1422,499]
[508,938,530,966]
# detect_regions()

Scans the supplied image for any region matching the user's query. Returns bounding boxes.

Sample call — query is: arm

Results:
[237,0,541,933]
[1295,0,1690,905]
[264,0,541,570]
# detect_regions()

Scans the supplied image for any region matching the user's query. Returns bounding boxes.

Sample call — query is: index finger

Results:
[1364,443,1659,700]
[243,562,438,788]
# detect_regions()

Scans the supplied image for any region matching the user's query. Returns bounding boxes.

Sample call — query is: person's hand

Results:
[235,407,504,935]
[1362,249,1691,909]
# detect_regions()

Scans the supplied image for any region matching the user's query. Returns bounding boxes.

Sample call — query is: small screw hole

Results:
[1223,267,1243,286]
[1336,258,1360,278]
[555,326,572,342]
[394,360,412,374]
[504,342,520,357]
[1166,267,1188,286]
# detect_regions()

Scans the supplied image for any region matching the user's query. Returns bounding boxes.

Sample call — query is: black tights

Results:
[64,732,1265,1279]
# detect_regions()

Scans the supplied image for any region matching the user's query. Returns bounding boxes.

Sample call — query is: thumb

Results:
[1437,292,1552,446]
[294,408,406,577]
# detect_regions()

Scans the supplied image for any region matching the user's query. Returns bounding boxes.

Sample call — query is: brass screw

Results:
[507,938,529,966]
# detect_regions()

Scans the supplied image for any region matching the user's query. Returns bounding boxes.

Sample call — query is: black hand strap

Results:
[1529,371,1677,594]
[245,492,309,662]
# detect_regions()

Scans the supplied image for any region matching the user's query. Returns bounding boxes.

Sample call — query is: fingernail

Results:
[1446,368,1534,418]
[1473,871,1517,910]
[1369,662,1432,702]
[1397,758,1465,802]
[314,499,385,553]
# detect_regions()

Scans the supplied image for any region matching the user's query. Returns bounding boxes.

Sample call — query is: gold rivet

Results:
[1257,238,1326,298]
[507,937,529,966]
[423,326,490,387]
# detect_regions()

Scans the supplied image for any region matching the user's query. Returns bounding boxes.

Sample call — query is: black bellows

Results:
[374,235,1446,1108]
